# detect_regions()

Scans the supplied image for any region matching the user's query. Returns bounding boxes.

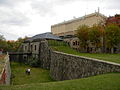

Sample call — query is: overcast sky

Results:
[0,0,120,40]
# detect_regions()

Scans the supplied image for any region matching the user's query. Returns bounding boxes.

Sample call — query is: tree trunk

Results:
[111,47,114,53]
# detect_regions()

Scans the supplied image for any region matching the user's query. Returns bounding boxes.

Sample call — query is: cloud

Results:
[0,0,28,7]
[0,0,119,40]
[105,0,120,10]
[30,0,82,17]
[54,0,79,5]
[31,1,53,16]
[95,0,120,10]
[0,0,31,26]
[0,30,18,40]
[0,7,30,26]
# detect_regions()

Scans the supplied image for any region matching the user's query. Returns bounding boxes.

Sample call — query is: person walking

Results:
[27,68,30,75]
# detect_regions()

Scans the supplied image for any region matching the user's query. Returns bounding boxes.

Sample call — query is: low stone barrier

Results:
[0,55,11,85]
[50,51,120,80]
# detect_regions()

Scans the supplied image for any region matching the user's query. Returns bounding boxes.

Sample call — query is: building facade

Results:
[51,12,107,37]
[51,12,107,50]
[18,32,62,66]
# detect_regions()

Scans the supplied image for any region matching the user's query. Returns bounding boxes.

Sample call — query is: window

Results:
[25,46,27,51]
[75,41,77,45]
[35,45,37,51]
[73,42,75,46]
[31,45,33,51]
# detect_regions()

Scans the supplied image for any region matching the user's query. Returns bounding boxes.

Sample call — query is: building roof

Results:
[24,32,62,42]
[51,12,107,27]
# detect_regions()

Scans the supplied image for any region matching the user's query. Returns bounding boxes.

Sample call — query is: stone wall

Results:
[9,40,120,81]
[39,40,51,69]
[50,51,120,80]
[0,55,11,85]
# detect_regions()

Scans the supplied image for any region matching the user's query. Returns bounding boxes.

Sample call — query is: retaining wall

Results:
[0,55,11,85]
[9,40,120,81]
[50,51,120,80]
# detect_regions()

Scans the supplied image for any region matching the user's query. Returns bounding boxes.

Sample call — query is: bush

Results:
[27,57,39,67]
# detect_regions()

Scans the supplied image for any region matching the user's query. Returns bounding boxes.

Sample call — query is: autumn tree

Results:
[76,25,89,52]
[89,24,104,52]
[105,24,120,53]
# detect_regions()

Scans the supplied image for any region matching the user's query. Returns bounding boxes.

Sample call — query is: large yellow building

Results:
[51,12,107,37]
[51,12,107,51]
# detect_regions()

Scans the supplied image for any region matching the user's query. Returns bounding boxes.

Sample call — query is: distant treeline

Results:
[0,35,28,52]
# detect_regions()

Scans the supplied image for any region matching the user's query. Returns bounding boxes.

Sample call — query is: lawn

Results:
[51,46,120,64]
[10,62,54,85]
[0,73,120,90]
[0,57,120,90]
[0,42,120,90]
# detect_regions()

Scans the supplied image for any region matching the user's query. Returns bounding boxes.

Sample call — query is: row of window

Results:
[65,41,80,46]
[30,45,37,51]
[24,44,37,52]
[73,41,79,46]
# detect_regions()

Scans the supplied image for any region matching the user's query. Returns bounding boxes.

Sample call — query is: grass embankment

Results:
[0,73,120,90]
[10,62,54,85]
[51,46,120,64]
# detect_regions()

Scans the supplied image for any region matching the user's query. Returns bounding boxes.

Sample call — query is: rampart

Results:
[0,55,11,85]
[9,40,120,81]
[50,51,120,80]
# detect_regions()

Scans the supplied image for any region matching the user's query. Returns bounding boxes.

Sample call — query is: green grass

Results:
[51,46,120,64]
[10,62,54,85]
[0,42,120,90]
[0,73,120,90]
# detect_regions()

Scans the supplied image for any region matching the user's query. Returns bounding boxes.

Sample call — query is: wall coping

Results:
[53,51,120,66]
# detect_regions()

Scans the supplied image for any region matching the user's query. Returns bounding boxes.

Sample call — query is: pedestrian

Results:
[27,68,30,75]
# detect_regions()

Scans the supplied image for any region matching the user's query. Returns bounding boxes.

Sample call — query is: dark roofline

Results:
[23,32,63,43]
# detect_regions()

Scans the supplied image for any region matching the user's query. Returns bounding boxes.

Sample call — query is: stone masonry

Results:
[0,55,11,85]
[50,51,120,81]
[10,40,120,81]
[39,40,51,69]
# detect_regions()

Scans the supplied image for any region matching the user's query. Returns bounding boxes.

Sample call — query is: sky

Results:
[0,0,120,40]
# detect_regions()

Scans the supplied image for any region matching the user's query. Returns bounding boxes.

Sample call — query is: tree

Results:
[0,35,7,52]
[89,24,104,53]
[0,34,29,52]
[105,24,120,53]
[0,35,5,41]
[16,36,29,52]
[6,40,16,52]
[76,25,89,52]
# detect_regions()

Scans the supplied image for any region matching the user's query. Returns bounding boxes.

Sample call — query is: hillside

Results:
[0,73,120,90]
[48,40,120,64]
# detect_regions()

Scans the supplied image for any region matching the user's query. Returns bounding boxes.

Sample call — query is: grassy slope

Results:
[10,62,54,85]
[1,45,120,90]
[0,73,120,90]
[51,46,120,64]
